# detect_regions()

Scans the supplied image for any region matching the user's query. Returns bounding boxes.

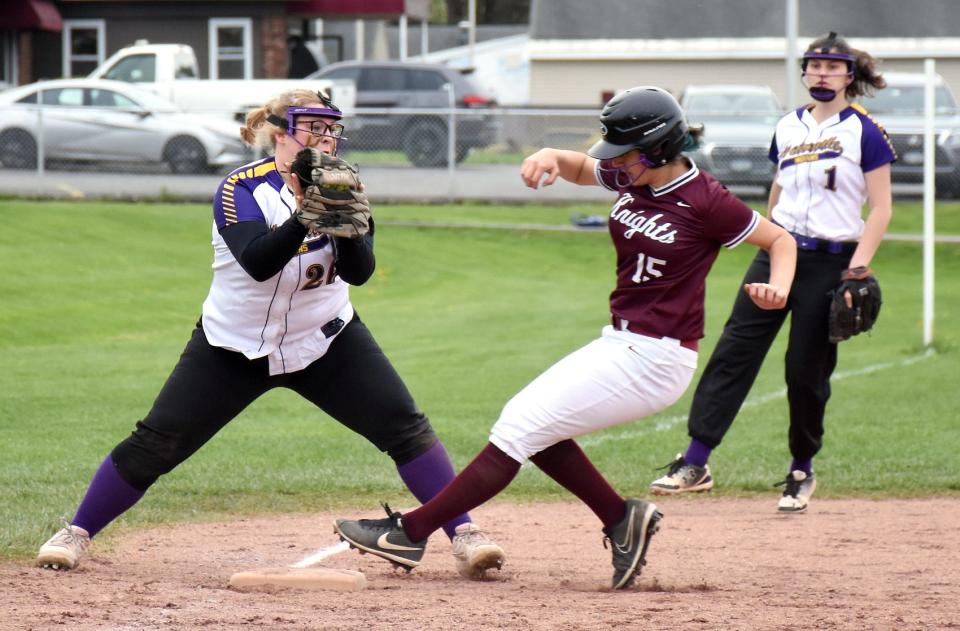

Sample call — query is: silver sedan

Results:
[0,78,252,173]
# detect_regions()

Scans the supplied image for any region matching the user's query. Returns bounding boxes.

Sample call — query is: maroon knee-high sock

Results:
[402,443,520,542]
[530,439,625,529]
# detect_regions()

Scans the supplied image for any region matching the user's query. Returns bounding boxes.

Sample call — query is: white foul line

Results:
[578,348,936,448]
[289,540,350,568]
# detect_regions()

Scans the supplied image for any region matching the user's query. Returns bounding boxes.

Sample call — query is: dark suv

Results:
[306,60,498,167]
[858,71,960,197]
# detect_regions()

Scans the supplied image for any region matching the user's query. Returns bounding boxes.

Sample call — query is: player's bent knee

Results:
[112,424,198,490]
[488,430,534,465]
[383,418,437,464]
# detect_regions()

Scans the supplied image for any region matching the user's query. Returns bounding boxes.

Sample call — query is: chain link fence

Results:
[0,100,954,199]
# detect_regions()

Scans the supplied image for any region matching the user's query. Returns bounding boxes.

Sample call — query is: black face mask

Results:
[808,86,839,102]
[801,32,855,104]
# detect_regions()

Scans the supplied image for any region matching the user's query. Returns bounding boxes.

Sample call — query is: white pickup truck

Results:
[88,41,356,121]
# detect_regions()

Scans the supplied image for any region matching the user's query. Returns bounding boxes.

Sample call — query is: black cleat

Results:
[334,503,427,569]
[604,498,662,589]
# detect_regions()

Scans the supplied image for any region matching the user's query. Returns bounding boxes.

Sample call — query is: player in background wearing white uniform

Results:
[36,88,504,579]
[333,87,797,589]
[651,33,895,512]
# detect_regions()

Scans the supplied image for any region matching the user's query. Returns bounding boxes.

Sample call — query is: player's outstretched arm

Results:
[743,217,796,310]
[520,148,599,189]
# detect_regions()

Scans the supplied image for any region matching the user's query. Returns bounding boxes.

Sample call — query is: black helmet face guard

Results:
[800,33,855,102]
[801,52,854,102]
[596,152,657,188]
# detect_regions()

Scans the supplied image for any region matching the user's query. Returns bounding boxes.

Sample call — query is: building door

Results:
[61,19,105,77]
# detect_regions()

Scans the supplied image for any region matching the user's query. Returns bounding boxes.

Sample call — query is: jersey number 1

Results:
[631,252,666,284]
[824,165,837,191]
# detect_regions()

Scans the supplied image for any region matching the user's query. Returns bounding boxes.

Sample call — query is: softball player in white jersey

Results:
[333,87,797,589]
[653,32,895,513]
[37,88,504,578]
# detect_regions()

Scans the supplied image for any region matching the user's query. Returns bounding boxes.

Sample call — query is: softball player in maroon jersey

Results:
[651,33,894,513]
[333,87,797,589]
[36,88,504,578]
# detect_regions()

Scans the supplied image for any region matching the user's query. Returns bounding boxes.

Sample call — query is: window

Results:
[89,89,137,108]
[322,67,361,83]
[357,68,406,91]
[408,69,446,91]
[25,88,85,106]
[62,20,105,78]
[102,54,156,83]
[209,18,252,80]
[174,49,197,79]
[1,31,16,87]
[861,86,958,115]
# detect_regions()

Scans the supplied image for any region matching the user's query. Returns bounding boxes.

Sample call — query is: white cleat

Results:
[452,522,505,579]
[776,470,817,513]
[650,454,714,495]
[37,524,90,570]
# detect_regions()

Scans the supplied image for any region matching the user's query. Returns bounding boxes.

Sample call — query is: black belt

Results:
[321,317,346,338]
[789,232,857,255]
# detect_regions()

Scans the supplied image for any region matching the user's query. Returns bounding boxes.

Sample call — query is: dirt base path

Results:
[4,497,957,631]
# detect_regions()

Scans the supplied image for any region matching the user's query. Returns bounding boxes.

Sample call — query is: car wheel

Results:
[0,129,38,169]
[403,119,448,168]
[164,136,208,174]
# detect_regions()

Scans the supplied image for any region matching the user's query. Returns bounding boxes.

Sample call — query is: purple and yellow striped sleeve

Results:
[213,171,266,230]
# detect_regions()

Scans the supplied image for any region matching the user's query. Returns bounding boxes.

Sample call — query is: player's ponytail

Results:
[848,49,886,99]
[239,108,264,147]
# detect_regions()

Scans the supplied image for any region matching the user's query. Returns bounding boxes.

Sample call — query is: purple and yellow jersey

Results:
[202,157,353,375]
[597,160,760,341]
[213,156,288,229]
[769,104,896,241]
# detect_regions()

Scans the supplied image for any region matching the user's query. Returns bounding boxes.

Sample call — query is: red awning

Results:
[2,0,63,32]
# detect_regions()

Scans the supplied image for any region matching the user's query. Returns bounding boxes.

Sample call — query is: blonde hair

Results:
[239,89,333,151]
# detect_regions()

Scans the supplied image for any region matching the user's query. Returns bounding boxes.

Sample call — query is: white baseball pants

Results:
[490,325,698,463]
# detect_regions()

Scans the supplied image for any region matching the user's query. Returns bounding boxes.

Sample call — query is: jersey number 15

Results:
[631,252,666,284]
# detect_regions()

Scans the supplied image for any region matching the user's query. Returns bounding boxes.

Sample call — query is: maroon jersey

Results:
[596,161,760,341]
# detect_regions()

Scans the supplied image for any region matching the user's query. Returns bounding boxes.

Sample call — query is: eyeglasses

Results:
[291,120,345,140]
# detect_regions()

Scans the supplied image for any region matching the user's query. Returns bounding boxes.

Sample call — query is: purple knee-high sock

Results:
[71,456,146,537]
[790,458,813,475]
[396,441,469,540]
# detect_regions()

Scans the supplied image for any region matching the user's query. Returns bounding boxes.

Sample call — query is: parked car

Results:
[306,60,498,167]
[679,84,783,190]
[87,41,355,124]
[858,71,960,197]
[0,78,252,173]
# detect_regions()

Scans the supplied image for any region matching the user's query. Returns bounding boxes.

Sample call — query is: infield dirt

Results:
[3,497,957,630]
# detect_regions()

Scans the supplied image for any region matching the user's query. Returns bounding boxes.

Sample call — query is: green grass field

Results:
[1,199,958,561]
